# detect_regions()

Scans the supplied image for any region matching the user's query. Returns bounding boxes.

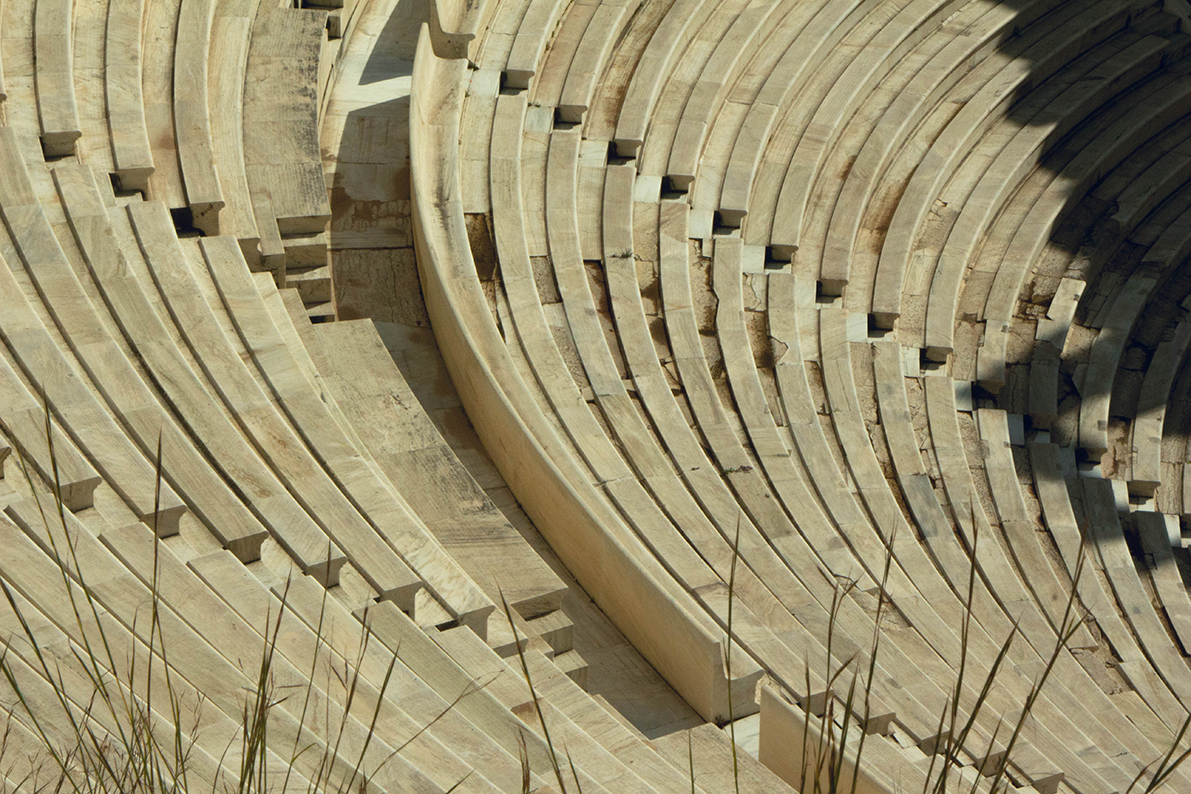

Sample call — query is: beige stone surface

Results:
[7,0,1191,788]
[333,246,428,323]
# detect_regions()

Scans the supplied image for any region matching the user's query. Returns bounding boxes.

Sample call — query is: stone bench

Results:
[33,0,79,156]
[204,236,519,634]
[712,238,875,585]
[209,0,261,260]
[872,340,1135,792]
[434,625,649,793]
[244,6,332,238]
[557,2,630,124]
[143,0,186,207]
[542,144,853,717]
[1077,197,1191,461]
[664,0,790,193]
[122,196,430,611]
[976,407,1097,646]
[716,0,866,230]
[1136,511,1191,655]
[759,685,1035,794]
[428,0,496,60]
[8,501,437,794]
[0,252,196,537]
[185,547,503,792]
[366,596,611,790]
[0,351,101,511]
[499,102,836,723]
[250,544,546,791]
[504,0,570,89]
[1132,319,1191,495]
[0,509,309,789]
[527,0,600,113]
[0,581,247,792]
[1081,478,1191,706]
[175,0,224,234]
[594,176,894,725]
[1029,442,1189,727]
[612,0,704,158]
[106,0,154,190]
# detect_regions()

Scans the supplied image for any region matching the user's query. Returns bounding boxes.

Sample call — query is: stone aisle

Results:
[319,0,704,737]
[322,0,424,323]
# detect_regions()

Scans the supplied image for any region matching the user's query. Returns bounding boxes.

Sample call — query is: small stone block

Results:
[742,245,766,274]
[633,175,662,202]
[688,209,713,239]
[1110,479,1130,513]
[954,380,973,411]
[1007,414,1025,446]
[846,312,868,343]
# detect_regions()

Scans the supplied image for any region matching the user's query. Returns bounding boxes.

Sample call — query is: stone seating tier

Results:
[106,0,154,190]
[175,0,223,234]
[34,0,79,157]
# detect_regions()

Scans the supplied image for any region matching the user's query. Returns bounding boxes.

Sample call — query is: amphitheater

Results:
[6,0,1191,790]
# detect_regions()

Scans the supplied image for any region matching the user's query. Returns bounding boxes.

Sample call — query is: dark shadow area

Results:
[944,0,1191,495]
[359,0,425,81]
